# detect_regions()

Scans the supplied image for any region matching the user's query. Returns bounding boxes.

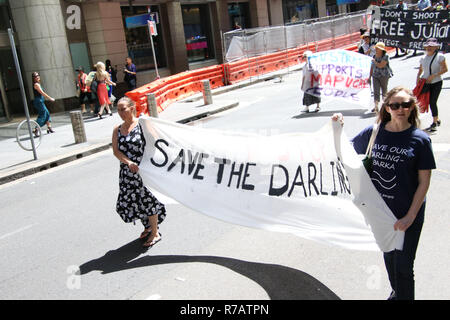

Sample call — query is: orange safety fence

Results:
[126,32,361,116]
[126,64,224,116]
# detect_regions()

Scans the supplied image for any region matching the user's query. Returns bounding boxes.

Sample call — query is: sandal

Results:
[143,233,162,248]
[139,228,152,240]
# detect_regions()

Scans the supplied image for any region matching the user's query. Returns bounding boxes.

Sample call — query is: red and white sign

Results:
[147,20,157,36]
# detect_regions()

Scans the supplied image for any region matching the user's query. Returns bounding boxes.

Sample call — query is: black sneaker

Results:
[426,123,437,132]
[437,120,441,127]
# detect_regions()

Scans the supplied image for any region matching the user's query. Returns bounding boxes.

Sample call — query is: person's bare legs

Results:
[97,104,107,118]
[143,214,161,247]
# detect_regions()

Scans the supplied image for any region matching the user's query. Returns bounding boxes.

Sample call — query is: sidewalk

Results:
[0,97,240,185]
[0,63,303,185]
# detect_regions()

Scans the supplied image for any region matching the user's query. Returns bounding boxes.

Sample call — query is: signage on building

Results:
[336,0,360,5]
[66,4,81,30]
[125,13,159,29]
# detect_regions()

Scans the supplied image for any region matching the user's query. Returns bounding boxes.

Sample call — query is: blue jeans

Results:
[127,78,136,90]
[383,207,424,300]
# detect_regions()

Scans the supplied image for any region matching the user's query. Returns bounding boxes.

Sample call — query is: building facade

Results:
[0,0,367,120]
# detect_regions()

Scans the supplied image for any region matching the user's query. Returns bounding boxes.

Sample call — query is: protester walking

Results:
[85,66,100,115]
[394,0,408,57]
[371,42,393,113]
[105,59,117,103]
[301,50,321,113]
[416,38,448,132]
[76,66,94,114]
[359,32,375,57]
[332,86,436,300]
[112,97,167,248]
[94,61,116,119]
[124,57,137,90]
[31,72,55,136]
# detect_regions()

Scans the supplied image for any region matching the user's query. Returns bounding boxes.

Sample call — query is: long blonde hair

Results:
[95,61,109,80]
[377,86,420,128]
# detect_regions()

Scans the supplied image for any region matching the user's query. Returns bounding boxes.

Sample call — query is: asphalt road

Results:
[0,51,449,300]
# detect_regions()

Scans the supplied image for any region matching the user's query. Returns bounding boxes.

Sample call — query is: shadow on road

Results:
[292,108,374,120]
[78,239,340,300]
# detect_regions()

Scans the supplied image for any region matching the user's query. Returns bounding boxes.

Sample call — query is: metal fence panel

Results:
[223,11,366,63]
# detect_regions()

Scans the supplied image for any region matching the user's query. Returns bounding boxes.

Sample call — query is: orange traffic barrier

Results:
[126,64,225,116]
[127,31,362,115]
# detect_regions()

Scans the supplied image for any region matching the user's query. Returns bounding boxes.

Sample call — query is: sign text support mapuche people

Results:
[304,50,372,105]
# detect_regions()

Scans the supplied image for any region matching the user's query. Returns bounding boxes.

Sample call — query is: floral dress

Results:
[116,123,166,228]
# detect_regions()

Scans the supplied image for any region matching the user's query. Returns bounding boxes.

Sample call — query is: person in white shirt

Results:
[359,33,375,57]
[300,51,321,113]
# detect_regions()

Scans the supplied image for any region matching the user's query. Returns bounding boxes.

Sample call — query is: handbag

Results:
[387,62,394,78]
[362,123,379,175]
[413,78,430,113]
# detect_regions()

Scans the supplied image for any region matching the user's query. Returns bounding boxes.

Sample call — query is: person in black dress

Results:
[112,96,166,248]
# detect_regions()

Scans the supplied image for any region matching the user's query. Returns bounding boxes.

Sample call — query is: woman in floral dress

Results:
[112,97,166,248]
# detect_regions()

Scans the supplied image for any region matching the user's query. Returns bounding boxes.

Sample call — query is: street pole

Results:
[147,20,160,79]
[8,28,37,160]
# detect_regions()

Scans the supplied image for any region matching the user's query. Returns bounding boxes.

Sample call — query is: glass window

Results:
[121,5,166,71]
[181,4,215,63]
[228,3,250,30]
[0,1,11,30]
[326,0,339,16]
[282,0,317,24]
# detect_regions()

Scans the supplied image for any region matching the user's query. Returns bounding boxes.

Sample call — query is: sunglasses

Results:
[387,101,413,110]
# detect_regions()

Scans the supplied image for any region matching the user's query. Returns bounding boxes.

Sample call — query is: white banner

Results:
[305,49,372,106]
[138,117,404,252]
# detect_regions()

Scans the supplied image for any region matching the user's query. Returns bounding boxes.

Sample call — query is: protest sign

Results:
[138,117,404,252]
[371,8,450,52]
[303,49,372,106]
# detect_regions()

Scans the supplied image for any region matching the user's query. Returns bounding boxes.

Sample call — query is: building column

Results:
[161,1,188,74]
[249,0,270,27]
[317,0,327,17]
[82,1,128,85]
[267,0,284,26]
[9,0,75,111]
[211,0,231,64]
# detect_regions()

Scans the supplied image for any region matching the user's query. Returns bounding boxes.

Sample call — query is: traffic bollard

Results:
[202,79,213,105]
[146,93,159,118]
[69,110,87,144]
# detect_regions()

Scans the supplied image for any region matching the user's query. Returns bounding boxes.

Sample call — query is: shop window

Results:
[282,0,317,24]
[326,0,339,16]
[0,0,11,31]
[121,5,166,71]
[228,3,250,30]
[181,4,215,63]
